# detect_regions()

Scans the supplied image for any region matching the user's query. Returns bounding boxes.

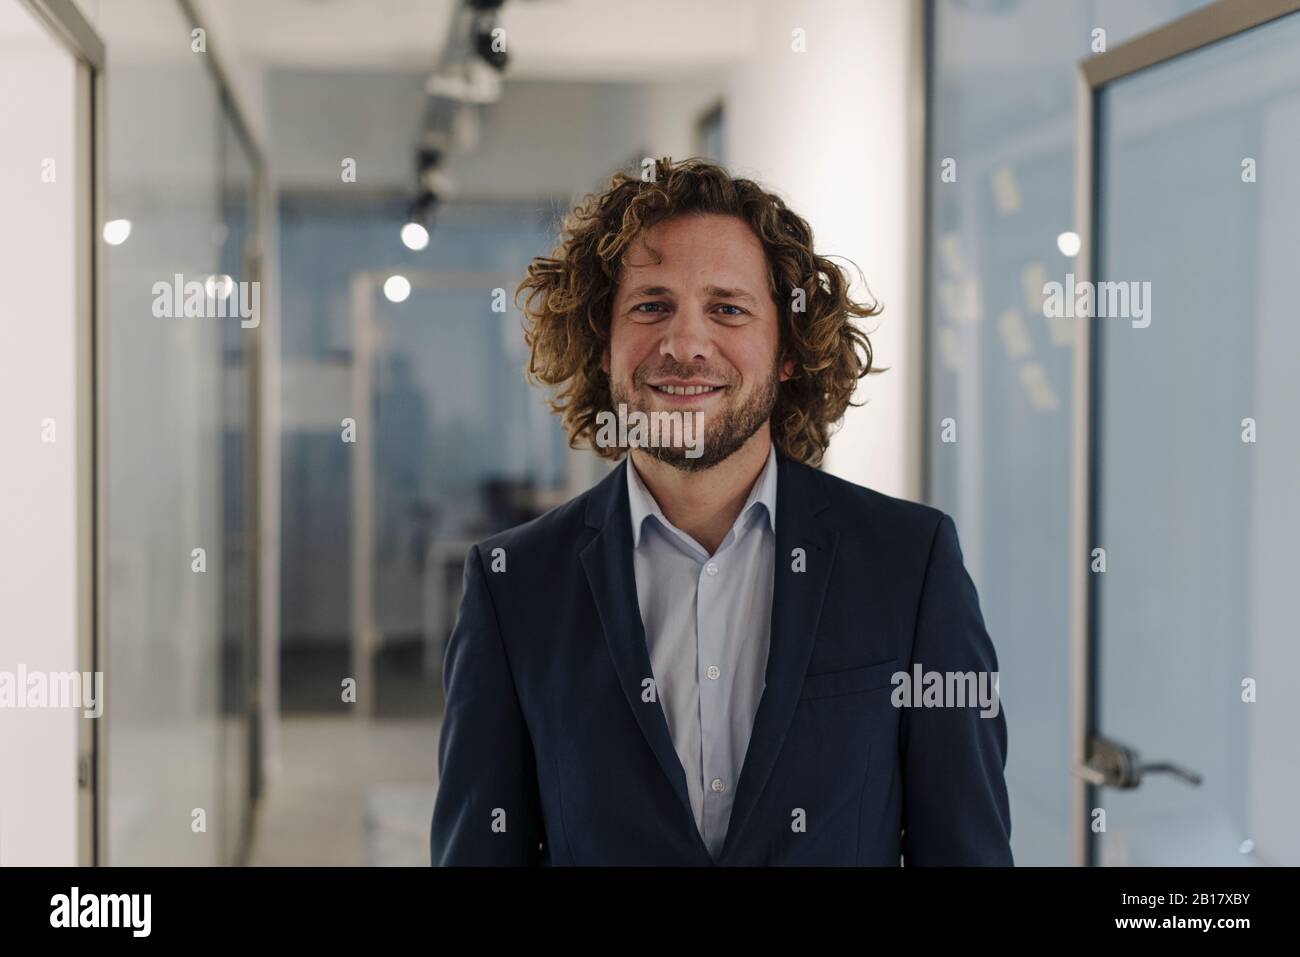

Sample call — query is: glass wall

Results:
[278,196,568,715]
[924,0,1214,864]
[98,0,259,865]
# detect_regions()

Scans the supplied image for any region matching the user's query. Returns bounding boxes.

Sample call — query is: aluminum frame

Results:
[20,0,105,870]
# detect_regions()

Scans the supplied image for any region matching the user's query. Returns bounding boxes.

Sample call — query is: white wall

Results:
[726,0,921,499]
[0,0,84,865]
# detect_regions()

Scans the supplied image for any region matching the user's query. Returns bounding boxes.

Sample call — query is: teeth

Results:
[654,384,720,396]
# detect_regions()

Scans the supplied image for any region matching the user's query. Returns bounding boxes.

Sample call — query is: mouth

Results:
[647,381,726,399]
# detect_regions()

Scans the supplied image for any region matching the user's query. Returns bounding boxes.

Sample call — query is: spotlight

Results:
[103,218,131,245]
[408,189,439,225]
[415,148,454,196]
[384,275,412,303]
[471,9,508,72]
[204,274,235,301]
[417,147,443,174]
[401,188,439,250]
[401,222,429,251]
[425,60,501,103]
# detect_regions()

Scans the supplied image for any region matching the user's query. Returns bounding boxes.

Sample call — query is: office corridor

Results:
[3,0,1298,874]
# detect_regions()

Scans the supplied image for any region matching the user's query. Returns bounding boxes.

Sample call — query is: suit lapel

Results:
[579,460,706,852]
[720,455,839,861]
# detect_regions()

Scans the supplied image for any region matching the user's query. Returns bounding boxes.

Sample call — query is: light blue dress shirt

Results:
[625,443,778,859]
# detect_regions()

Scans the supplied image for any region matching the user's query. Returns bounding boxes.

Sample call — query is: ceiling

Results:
[221,0,756,79]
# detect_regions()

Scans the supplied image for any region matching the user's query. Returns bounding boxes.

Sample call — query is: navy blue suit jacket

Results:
[430,454,1012,865]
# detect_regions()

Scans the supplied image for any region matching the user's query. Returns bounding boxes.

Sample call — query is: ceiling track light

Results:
[470,7,509,73]
[401,188,438,250]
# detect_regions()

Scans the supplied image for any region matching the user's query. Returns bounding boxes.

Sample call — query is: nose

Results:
[657,302,713,365]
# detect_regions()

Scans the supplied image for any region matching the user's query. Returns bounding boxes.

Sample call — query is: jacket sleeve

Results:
[900,513,1013,865]
[430,544,545,865]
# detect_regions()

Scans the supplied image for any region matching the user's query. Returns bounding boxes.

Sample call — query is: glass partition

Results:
[98,0,259,865]
[1092,9,1300,866]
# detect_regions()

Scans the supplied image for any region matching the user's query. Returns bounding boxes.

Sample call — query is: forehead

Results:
[617,214,771,288]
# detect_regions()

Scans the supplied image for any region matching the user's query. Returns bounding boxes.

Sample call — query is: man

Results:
[430,157,1012,865]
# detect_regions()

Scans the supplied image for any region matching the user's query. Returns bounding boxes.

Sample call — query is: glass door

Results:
[1083,6,1300,866]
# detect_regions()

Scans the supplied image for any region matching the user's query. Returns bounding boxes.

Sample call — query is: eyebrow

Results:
[624,284,759,303]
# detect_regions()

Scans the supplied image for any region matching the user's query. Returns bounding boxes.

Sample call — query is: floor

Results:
[247,714,440,866]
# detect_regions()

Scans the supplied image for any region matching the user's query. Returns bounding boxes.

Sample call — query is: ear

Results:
[779,355,796,383]
[600,345,611,376]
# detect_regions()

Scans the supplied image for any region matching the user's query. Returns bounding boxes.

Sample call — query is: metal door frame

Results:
[20,0,105,869]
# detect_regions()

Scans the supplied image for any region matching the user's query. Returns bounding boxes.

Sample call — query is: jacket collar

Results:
[624,443,778,549]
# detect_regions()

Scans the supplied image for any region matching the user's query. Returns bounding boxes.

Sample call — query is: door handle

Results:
[1073,734,1202,789]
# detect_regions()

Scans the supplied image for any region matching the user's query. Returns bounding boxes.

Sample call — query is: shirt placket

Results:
[696,528,738,857]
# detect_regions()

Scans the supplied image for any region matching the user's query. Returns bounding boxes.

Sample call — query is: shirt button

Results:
[705,562,719,576]
[706,665,720,680]
[711,778,726,793]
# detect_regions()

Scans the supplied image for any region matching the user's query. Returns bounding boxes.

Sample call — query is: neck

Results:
[630,426,772,555]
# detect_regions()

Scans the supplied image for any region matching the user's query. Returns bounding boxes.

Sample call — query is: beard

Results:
[609,355,780,472]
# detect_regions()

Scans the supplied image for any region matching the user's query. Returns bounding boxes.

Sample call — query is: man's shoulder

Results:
[470,466,615,560]
[788,457,946,535]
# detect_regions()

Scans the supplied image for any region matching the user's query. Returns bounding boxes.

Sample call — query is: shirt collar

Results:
[626,443,778,548]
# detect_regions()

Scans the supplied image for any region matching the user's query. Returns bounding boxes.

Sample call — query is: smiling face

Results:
[603,213,790,471]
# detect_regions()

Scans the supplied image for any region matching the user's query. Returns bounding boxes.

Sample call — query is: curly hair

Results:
[516,156,882,467]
